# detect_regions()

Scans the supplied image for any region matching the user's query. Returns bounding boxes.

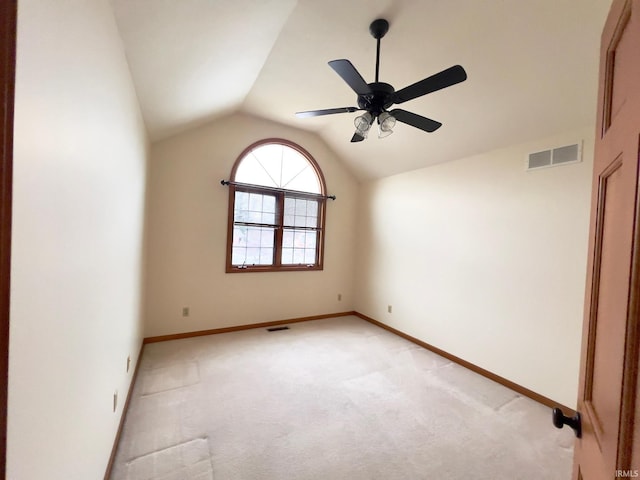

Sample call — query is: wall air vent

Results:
[527,142,582,171]
[266,326,290,332]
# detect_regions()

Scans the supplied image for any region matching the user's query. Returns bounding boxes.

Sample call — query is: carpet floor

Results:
[110,315,574,480]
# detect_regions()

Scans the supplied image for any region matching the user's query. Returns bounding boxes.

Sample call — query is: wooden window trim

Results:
[0,1,16,476]
[225,139,327,273]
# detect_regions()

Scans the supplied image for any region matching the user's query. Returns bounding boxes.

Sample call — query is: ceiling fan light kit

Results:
[296,18,467,143]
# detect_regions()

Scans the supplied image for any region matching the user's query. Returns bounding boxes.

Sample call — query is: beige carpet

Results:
[110,316,574,480]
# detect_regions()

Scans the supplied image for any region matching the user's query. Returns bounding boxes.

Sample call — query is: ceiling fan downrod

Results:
[369,19,389,83]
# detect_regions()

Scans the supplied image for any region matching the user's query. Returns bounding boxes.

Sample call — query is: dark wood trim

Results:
[142,309,575,413]
[144,311,356,344]
[317,192,327,270]
[221,180,335,201]
[601,0,632,136]
[109,309,576,478]
[0,1,16,477]
[225,181,236,272]
[229,138,327,196]
[618,124,640,469]
[274,189,285,266]
[225,186,326,273]
[225,139,327,273]
[353,312,576,415]
[103,343,145,480]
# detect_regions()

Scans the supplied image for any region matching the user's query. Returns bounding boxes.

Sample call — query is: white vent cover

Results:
[527,142,582,170]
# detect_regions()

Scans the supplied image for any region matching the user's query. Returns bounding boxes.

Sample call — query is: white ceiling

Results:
[111,0,612,180]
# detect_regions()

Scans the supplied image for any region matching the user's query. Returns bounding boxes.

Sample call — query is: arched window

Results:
[225,139,328,272]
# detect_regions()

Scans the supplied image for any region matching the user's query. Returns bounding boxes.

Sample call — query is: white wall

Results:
[145,112,358,337]
[9,1,148,478]
[355,127,593,407]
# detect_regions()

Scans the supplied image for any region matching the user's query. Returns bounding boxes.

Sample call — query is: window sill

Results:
[225,265,323,273]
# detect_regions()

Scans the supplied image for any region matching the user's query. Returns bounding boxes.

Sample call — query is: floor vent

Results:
[527,142,582,171]
[266,326,290,332]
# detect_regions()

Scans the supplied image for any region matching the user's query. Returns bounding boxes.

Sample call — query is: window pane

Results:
[236,143,320,193]
[283,197,294,226]
[247,211,262,223]
[281,149,309,190]
[260,248,273,264]
[263,195,276,213]
[305,232,317,249]
[247,228,261,247]
[235,156,278,188]
[293,249,305,264]
[232,247,246,265]
[280,230,317,266]
[232,227,274,266]
[229,141,325,271]
[235,191,249,211]
[234,192,277,226]
[234,210,247,222]
[304,249,316,264]
[261,212,275,224]
[306,200,318,217]
[283,197,319,228]
[281,247,293,264]
[284,197,295,215]
[248,193,262,211]
[295,199,307,216]
[234,191,250,222]
[233,227,247,247]
[291,248,304,265]
[294,230,305,247]
[246,248,260,265]
[261,228,275,248]
[251,144,283,187]
[285,167,320,194]
[282,230,293,248]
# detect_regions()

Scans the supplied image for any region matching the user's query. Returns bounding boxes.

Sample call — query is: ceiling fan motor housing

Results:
[358,82,395,117]
[369,19,389,39]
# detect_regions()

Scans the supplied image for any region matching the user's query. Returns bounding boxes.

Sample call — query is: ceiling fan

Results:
[296,19,467,142]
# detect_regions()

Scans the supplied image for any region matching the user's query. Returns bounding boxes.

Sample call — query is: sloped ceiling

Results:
[111,0,612,179]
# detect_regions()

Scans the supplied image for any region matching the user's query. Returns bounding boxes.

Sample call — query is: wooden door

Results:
[572,0,640,478]
[0,0,17,477]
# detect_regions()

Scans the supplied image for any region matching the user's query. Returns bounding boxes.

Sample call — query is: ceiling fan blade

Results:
[329,59,372,96]
[390,109,442,132]
[351,132,365,142]
[296,107,359,118]
[394,65,467,104]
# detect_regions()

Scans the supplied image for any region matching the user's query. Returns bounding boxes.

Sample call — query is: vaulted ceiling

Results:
[111,0,611,179]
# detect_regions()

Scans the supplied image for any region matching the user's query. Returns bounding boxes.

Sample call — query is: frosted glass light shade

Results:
[378,111,396,138]
[354,112,373,136]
